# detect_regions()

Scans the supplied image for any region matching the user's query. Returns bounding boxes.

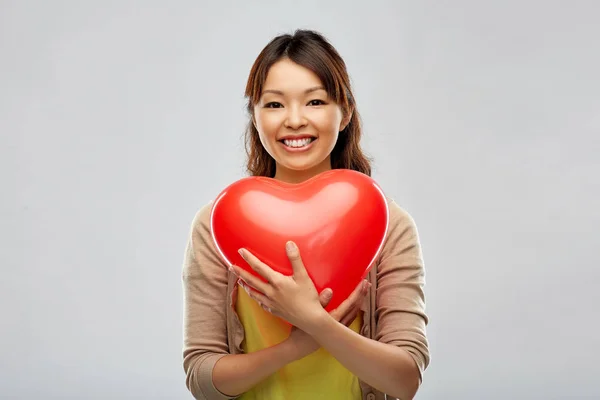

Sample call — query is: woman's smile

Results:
[278,136,318,152]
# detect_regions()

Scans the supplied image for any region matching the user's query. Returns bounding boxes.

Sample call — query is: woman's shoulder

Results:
[189,200,215,232]
[384,197,418,229]
[378,197,422,257]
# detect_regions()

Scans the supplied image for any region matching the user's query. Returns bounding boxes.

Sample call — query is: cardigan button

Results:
[366,393,375,400]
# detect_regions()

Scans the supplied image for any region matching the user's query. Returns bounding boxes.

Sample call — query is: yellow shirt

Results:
[235,287,363,400]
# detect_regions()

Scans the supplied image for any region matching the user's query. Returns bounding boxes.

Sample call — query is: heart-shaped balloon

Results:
[210,169,389,311]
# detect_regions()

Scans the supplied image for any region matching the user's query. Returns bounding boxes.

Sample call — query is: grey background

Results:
[2,1,599,399]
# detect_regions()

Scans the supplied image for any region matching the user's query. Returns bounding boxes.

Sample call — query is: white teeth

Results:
[283,138,313,148]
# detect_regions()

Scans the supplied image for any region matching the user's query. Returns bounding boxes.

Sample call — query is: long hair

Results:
[243,29,372,177]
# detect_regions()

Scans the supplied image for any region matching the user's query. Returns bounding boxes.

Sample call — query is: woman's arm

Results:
[304,202,429,400]
[213,282,368,397]
[184,205,300,399]
[183,204,368,399]
[182,204,234,400]
[305,313,420,400]
[232,244,420,400]
[211,336,300,397]
[234,201,429,400]
[302,202,430,400]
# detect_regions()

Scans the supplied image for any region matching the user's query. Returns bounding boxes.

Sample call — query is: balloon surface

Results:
[210,169,389,311]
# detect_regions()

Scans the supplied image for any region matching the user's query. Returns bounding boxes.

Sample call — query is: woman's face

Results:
[253,58,350,183]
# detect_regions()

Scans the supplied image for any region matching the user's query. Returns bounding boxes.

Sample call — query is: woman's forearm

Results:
[212,340,300,397]
[306,313,421,400]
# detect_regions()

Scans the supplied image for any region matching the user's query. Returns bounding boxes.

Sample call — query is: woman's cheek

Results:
[318,110,342,134]
[262,115,282,136]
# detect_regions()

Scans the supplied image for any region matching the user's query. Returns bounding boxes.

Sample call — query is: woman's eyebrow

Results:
[262,86,326,95]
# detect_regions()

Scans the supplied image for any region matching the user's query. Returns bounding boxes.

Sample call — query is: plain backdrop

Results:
[2,1,599,399]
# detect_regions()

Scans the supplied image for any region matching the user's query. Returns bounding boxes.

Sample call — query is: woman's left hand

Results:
[230,241,328,332]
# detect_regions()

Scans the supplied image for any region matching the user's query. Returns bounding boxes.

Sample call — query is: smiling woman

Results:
[182,29,430,400]
[243,30,371,183]
[252,61,345,182]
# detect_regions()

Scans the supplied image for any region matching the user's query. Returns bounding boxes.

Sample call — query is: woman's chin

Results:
[276,158,331,177]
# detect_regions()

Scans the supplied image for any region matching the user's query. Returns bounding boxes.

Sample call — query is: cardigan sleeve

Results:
[374,201,430,381]
[182,203,237,400]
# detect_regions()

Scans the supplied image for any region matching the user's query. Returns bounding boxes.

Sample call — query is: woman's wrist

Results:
[302,308,332,337]
[281,334,308,362]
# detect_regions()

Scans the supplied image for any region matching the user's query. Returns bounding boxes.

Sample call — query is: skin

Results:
[212,59,420,399]
[252,58,351,183]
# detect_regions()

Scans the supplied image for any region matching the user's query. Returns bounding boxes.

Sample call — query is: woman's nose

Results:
[284,106,307,129]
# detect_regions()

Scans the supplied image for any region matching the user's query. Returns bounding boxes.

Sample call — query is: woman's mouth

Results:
[279,137,317,152]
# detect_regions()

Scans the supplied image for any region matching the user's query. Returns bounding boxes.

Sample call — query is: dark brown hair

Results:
[243,29,372,177]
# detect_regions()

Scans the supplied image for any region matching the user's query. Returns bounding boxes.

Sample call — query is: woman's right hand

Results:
[286,279,371,360]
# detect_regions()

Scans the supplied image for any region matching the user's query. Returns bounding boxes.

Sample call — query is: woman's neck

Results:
[274,160,332,184]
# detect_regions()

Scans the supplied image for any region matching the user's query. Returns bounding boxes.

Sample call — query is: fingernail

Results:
[238,249,245,259]
[286,241,295,251]
[238,280,249,294]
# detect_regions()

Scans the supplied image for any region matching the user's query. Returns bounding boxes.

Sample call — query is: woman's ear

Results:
[251,112,257,130]
[339,108,353,132]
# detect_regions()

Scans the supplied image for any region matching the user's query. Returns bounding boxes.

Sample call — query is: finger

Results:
[331,280,368,320]
[230,265,270,294]
[340,307,360,327]
[346,279,369,306]
[285,241,308,278]
[318,288,333,307]
[239,281,275,313]
[238,248,280,284]
[338,290,365,325]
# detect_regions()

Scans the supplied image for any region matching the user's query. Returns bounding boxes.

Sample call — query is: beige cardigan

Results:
[182,198,430,400]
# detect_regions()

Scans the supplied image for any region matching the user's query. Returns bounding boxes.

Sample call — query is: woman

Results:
[182,29,429,400]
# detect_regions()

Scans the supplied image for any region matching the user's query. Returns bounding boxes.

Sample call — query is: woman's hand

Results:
[230,241,327,330]
[283,279,371,360]
[230,240,371,353]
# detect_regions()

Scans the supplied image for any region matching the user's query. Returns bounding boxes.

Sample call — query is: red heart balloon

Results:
[210,169,389,311]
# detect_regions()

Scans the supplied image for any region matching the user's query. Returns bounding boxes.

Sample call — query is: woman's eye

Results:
[308,99,325,106]
[265,102,283,108]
